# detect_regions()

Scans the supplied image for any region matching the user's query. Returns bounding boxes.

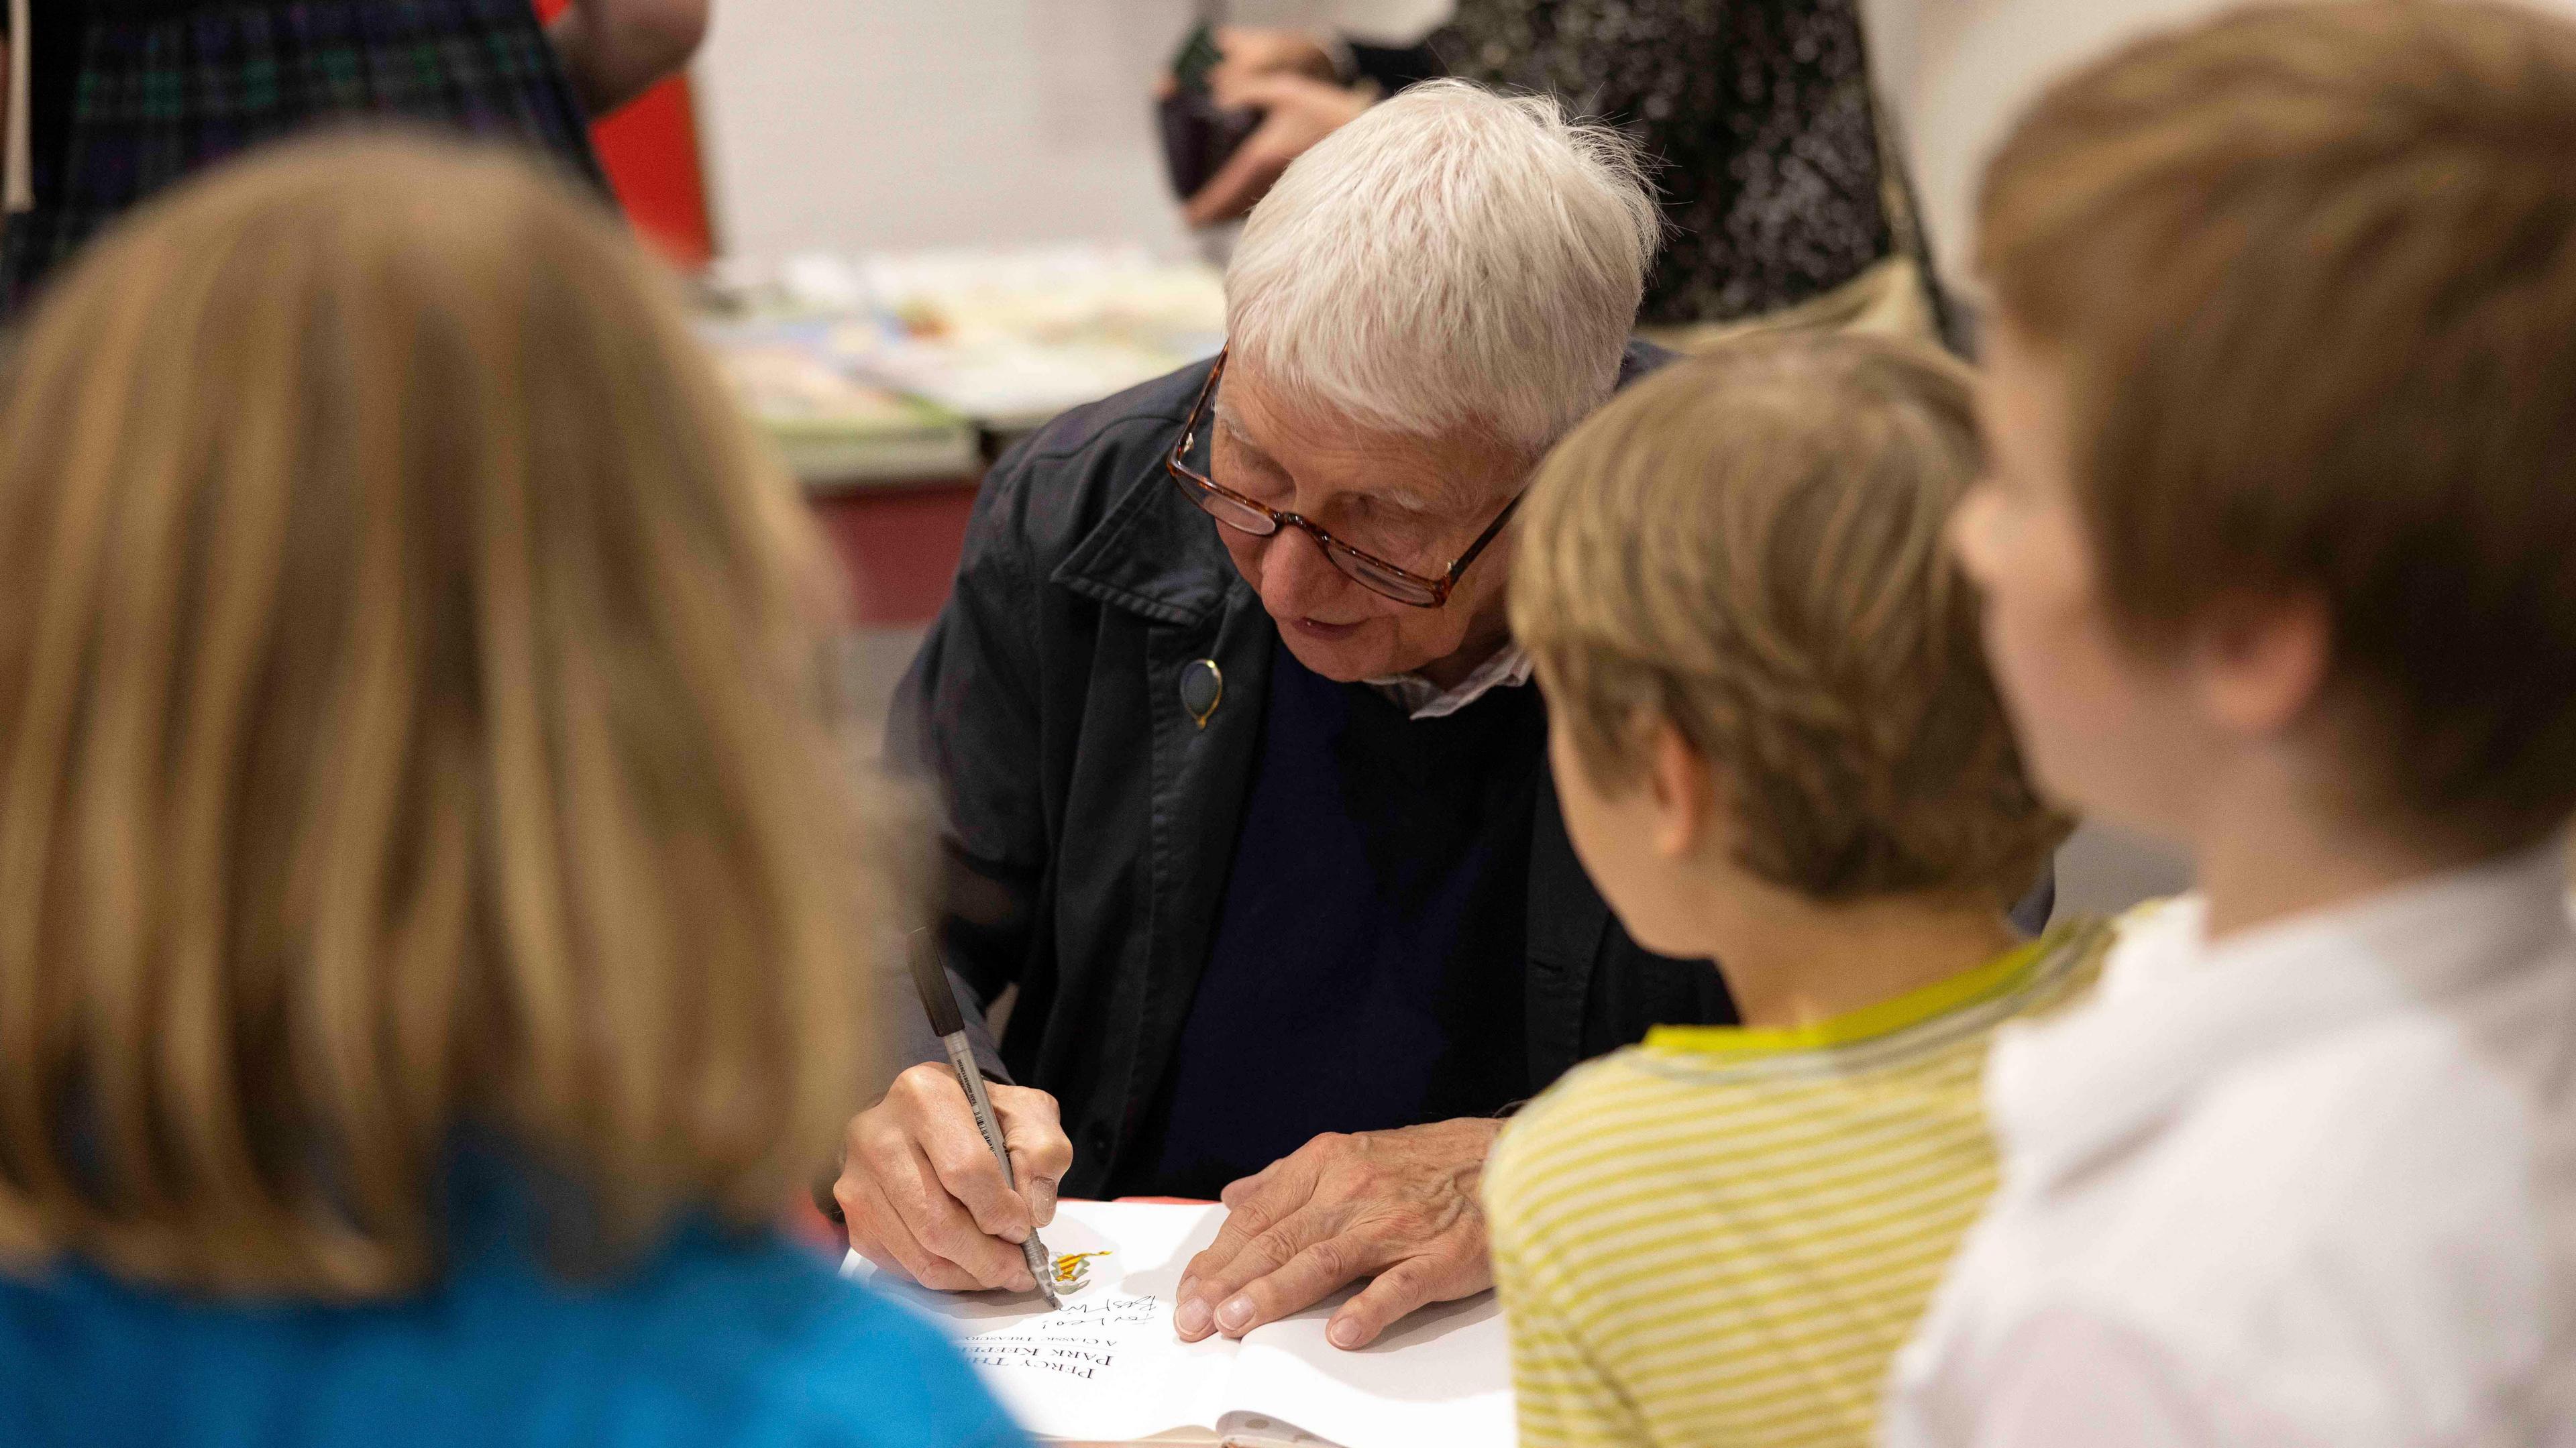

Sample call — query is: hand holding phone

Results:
[1159,24,1265,205]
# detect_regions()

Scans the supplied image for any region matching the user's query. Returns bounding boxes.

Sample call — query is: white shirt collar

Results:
[1989,837,2576,1190]
[1366,645,1535,721]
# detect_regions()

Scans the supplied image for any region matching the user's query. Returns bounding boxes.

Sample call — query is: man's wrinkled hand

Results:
[1171,1117,1505,1350]
[833,1062,1073,1294]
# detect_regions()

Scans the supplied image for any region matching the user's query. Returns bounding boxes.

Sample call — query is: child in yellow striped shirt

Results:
[1493,331,2104,1448]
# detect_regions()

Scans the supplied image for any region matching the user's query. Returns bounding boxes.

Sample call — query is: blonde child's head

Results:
[0,135,900,1297]
[1963,0,2576,857]
[1511,331,2066,954]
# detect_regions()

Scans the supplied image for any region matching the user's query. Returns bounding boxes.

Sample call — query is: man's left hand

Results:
[1171,1116,1505,1350]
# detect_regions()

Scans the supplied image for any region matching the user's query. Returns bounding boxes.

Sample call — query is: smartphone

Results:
[1159,23,1263,203]
[1172,23,1226,96]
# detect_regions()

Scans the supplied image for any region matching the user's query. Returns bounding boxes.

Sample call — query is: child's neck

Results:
[2194,792,2502,942]
[1707,893,2022,1032]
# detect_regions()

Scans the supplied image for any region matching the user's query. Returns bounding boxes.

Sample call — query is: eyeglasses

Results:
[1165,348,1522,609]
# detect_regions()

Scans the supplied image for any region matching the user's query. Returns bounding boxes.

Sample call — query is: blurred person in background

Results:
[0,134,1021,1448]
[1171,0,1912,337]
[0,0,706,311]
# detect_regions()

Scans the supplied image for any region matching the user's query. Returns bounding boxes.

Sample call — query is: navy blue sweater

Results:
[1120,636,1546,1199]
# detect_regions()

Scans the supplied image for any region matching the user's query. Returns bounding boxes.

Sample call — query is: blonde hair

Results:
[1512,332,2067,903]
[1225,79,1662,453]
[1979,0,2576,846]
[0,134,899,1297]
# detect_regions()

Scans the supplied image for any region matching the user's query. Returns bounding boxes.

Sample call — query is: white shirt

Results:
[1884,842,2576,1448]
[1368,643,1534,722]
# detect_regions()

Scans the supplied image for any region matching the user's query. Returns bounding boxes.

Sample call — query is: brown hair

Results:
[1979,0,2576,846]
[0,134,903,1296]
[1511,332,2068,904]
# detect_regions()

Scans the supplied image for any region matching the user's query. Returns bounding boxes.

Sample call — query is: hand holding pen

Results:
[908,930,1063,1310]
[828,930,1070,1306]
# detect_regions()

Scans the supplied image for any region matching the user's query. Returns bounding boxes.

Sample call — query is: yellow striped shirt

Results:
[1484,921,2112,1448]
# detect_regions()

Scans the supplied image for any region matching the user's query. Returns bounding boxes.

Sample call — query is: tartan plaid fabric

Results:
[3,0,606,310]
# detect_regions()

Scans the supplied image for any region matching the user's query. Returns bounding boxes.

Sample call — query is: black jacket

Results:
[885,351,2051,1199]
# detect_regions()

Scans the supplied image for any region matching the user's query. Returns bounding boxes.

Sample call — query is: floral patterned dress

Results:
[1431,0,1894,328]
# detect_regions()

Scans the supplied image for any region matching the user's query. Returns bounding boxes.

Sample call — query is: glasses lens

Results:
[1195,488,1278,537]
[1329,543,1442,607]
[1176,471,1279,537]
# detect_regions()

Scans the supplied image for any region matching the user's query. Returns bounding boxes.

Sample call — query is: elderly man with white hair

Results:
[832,80,2048,1351]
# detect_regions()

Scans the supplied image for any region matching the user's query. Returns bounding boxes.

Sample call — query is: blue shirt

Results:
[0,1165,1027,1448]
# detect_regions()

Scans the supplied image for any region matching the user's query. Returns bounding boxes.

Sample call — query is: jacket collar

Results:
[1990,840,2576,1191]
[1051,358,1243,628]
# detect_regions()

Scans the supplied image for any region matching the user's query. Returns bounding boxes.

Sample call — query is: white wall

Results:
[694,0,1453,268]
[697,0,1197,265]
[1862,0,2260,296]
[1864,0,2576,294]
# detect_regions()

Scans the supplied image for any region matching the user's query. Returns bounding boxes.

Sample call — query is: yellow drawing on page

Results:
[1052,1250,1112,1292]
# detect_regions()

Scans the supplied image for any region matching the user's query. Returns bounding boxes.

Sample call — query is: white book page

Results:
[849,1202,1240,1442]
[1226,1288,1514,1448]
[847,1201,1513,1448]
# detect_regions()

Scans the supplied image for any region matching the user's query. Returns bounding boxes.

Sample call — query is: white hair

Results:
[1224,79,1662,455]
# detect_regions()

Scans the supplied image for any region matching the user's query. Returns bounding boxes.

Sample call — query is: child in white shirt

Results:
[1882,3,2576,1445]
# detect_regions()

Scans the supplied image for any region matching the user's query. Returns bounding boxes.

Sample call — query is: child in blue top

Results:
[0,133,1024,1448]
[3,1148,1018,1448]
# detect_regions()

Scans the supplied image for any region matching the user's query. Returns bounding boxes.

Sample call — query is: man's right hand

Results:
[833,1062,1075,1292]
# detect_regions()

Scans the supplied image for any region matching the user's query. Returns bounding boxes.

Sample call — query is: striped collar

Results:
[1645,918,2110,1060]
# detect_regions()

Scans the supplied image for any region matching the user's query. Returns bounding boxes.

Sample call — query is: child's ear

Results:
[1643,717,1716,860]
[2186,590,2333,737]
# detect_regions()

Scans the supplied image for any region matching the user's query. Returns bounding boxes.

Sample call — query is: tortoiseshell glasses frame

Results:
[1164,348,1523,608]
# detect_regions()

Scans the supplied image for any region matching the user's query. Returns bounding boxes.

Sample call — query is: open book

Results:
[845,1201,1512,1448]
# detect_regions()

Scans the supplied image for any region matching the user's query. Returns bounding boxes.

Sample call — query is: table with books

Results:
[699,247,1226,628]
